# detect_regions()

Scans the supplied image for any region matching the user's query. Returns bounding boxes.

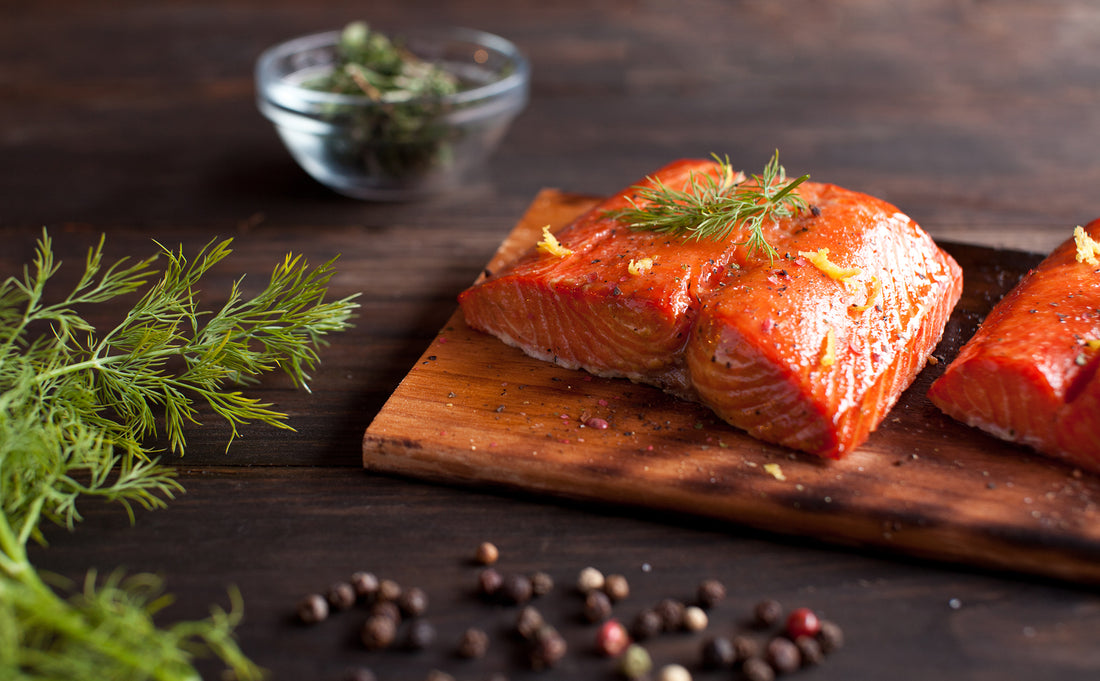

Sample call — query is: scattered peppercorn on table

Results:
[7,2,1100,681]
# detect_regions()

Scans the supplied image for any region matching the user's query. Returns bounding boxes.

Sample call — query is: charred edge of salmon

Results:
[928,220,1100,470]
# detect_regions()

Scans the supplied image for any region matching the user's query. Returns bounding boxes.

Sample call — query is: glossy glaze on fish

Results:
[928,221,1100,470]
[459,159,963,457]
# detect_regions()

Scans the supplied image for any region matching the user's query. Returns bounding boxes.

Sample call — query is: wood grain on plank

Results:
[363,189,1100,584]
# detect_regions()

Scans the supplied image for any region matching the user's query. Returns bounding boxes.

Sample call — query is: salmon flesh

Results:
[929,221,1100,470]
[459,159,963,458]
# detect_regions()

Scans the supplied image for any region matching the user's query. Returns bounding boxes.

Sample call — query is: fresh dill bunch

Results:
[607,151,810,262]
[0,230,359,680]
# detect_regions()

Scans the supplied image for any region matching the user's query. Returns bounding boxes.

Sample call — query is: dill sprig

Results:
[0,230,359,680]
[608,151,809,262]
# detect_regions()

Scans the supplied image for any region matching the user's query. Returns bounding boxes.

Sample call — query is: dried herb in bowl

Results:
[301,21,463,182]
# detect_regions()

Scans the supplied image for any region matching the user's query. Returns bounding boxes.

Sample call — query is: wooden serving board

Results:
[363,189,1100,584]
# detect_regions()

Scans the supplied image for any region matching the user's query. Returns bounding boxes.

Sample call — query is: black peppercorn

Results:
[817,620,844,654]
[370,600,400,624]
[478,567,503,598]
[361,615,396,650]
[326,582,357,611]
[765,637,801,674]
[530,571,554,597]
[603,573,630,602]
[500,573,534,605]
[297,593,328,624]
[733,634,760,662]
[696,578,726,609]
[631,609,663,640]
[398,586,429,617]
[655,598,685,631]
[351,571,379,602]
[529,625,567,669]
[404,619,436,651]
[753,598,783,628]
[742,656,776,681]
[515,605,545,640]
[700,635,736,669]
[377,579,402,603]
[584,589,613,623]
[457,627,490,659]
[795,635,824,666]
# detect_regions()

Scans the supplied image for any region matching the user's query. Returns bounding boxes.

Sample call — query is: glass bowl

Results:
[256,26,530,200]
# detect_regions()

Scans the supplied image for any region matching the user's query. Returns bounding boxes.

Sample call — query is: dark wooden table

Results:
[6,1,1100,679]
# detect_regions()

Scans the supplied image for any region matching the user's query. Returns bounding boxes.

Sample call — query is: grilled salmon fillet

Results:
[459,159,963,457]
[928,221,1100,470]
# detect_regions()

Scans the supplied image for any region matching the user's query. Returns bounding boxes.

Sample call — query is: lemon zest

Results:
[820,328,837,368]
[763,463,786,481]
[537,225,573,258]
[628,257,654,276]
[799,248,861,283]
[849,275,881,313]
[1074,226,1100,266]
[1087,339,1100,351]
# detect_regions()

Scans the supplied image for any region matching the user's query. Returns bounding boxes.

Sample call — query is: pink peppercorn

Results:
[596,619,631,657]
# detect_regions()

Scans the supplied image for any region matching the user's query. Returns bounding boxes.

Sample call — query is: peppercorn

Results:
[603,573,630,601]
[596,619,631,657]
[501,573,534,604]
[765,637,801,674]
[327,582,357,611]
[457,627,490,659]
[516,605,545,639]
[618,643,652,679]
[577,566,605,594]
[732,634,760,662]
[817,619,844,654]
[753,598,783,628]
[361,615,397,650]
[785,607,820,640]
[530,571,555,597]
[398,586,429,617]
[794,635,824,666]
[370,600,400,624]
[584,589,613,623]
[631,608,663,640]
[478,567,503,598]
[351,571,379,602]
[530,625,567,669]
[682,605,708,632]
[405,619,436,651]
[342,667,377,681]
[742,656,776,681]
[696,578,726,609]
[657,663,692,681]
[655,598,685,631]
[297,593,328,624]
[475,541,500,565]
[377,578,402,603]
[700,635,736,669]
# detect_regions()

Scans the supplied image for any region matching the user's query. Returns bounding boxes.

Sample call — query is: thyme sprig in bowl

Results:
[256,22,529,200]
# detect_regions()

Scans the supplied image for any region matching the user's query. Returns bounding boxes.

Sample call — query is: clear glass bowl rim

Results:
[255,26,531,112]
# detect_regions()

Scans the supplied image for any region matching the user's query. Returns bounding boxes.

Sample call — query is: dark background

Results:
[5,1,1100,679]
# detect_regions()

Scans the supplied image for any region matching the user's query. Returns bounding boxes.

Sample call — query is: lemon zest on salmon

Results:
[763,463,786,481]
[849,275,881,313]
[1074,226,1100,266]
[537,225,573,258]
[628,257,654,276]
[799,248,862,283]
[820,328,837,368]
[1087,339,1100,351]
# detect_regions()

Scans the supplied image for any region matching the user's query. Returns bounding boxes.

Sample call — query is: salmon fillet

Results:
[928,221,1100,470]
[459,159,963,457]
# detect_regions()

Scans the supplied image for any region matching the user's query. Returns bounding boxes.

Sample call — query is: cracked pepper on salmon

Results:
[458,159,963,458]
[929,221,1100,470]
